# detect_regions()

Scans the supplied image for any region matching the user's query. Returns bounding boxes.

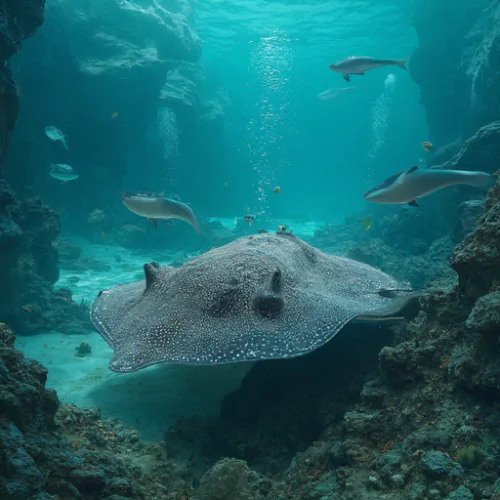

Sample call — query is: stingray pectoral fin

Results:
[355,293,420,323]
[89,280,146,347]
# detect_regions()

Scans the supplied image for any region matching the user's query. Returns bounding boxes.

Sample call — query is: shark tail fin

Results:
[468,172,496,191]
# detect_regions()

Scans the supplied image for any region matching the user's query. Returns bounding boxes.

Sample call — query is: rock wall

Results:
[411,0,500,148]
[0,0,89,334]
[4,0,226,233]
[0,0,45,163]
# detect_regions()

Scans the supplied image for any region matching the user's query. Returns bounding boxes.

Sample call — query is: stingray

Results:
[90,233,418,373]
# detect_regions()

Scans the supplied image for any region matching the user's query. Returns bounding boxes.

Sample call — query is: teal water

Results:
[195,0,426,220]
[10,0,430,438]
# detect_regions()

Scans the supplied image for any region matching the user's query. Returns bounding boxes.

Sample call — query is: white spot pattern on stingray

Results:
[90,233,412,373]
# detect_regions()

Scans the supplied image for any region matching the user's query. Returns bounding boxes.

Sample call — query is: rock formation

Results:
[0,0,66,333]
[411,0,500,147]
[5,0,226,228]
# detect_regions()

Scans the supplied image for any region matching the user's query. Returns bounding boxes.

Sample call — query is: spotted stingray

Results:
[90,233,417,373]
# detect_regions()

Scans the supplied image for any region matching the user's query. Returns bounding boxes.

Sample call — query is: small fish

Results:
[49,163,79,182]
[121,192,201,234]
[243,215,256,226]
[317,86,357,100]
[364,166,495,206]
[45,125,69,151]
[360,217,372,231]
[22,305,33,312]
[258,229,268,234]
[111,112,119,120]
[329,56,407,82]
[273,186,281,193]
[43,344,48,348]
[224,182,229,187]
[421,141,434,152]
[277,225,287,232]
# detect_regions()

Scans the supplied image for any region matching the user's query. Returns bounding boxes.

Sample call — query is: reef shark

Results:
[364,166,495,206]
[120,192,201,234]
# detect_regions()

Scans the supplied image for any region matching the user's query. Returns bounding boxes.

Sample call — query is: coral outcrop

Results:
[0,322,190,499]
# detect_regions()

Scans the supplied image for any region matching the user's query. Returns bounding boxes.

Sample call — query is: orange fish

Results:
[273,186,281,193]
[243,215,255,226]
[421,141,433,152]
[111,112,119,120]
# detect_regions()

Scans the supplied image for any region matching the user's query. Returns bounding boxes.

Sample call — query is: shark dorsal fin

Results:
[406,165,419,174]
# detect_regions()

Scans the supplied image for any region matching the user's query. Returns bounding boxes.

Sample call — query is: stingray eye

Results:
[253,294,284,319]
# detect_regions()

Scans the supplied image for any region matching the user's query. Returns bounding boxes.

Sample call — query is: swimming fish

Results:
[273,186,281,193]
[49,163,79,182]
[243,215,256,226]
[329,56,407,82]
[90,233,418,372]
[360,217,372,231]
[317,86,357,100]
[45,126,69,151]
[120,192,201,234]
[111,112,119,120]
[364,166,495,206]
[421,141,434,152]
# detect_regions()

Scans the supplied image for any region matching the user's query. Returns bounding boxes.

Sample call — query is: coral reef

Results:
[0,322,190,499]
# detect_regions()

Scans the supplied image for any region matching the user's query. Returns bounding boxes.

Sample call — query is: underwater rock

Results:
[411,0,500,144]
[53,237,82,267]
[0,0,45,162]
[0,323,197,499]
[346,237,453,290]
[445,121,500,174]
[450,173,500,299]
[193,458,263,500]
[465,291,500,333]
[420,451,462,479]
[451,199,485,244]
[445,485,474,500]
[6,0,207,216]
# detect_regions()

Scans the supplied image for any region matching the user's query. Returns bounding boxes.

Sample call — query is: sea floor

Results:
[16,218,328,439]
